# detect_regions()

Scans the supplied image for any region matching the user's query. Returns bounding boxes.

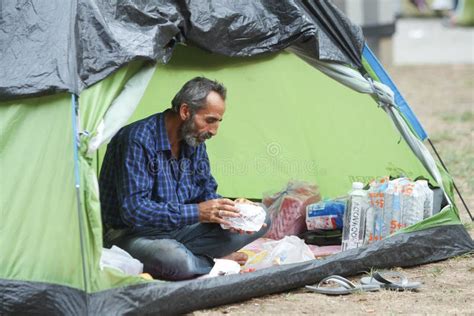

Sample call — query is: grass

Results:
[428,120,474,192]
[462,222,474,232]
[430,131,455,142]
[428,266,444,277]
[441,111,474,123]
[442,151,474,191]
[452,251,474,262]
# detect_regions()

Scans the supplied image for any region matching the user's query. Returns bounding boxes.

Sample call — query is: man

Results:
[99,77,270,280]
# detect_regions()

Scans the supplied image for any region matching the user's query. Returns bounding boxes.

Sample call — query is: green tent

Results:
[1,1,472,314]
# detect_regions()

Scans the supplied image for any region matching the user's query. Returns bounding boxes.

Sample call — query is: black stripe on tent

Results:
[2,224,472,315]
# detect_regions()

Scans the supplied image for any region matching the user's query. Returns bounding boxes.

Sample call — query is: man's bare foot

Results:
[221,252,248,265]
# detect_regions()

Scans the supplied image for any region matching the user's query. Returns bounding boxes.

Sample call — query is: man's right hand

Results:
[198,198,240,226]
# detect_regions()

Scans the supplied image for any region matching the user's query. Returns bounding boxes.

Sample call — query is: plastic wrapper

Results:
[263,181,321,240]
[221,203,267,232]
[418,180,434,219]
[200,259,241,279]
[400,180,427,226]
[100,246,143,275]
[367,177,390,242]
[366,177,434,243]
[243,236,315,270]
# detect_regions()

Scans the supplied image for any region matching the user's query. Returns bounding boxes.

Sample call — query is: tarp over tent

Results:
[1,0,472,314]
[0,0,364,99]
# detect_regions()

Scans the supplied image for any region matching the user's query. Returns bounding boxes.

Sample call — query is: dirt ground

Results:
[192,65,474,315]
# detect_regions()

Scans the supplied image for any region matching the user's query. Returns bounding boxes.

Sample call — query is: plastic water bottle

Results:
[342,182,368,251]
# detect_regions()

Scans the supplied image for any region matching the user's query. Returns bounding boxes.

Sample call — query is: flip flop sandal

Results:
[305,275,381,295]
[360,271,421,291]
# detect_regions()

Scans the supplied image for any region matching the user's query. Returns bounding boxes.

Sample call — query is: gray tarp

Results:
[0,0,364,100]
[2,225,473,314]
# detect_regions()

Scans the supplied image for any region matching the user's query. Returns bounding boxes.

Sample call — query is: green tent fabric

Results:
[0,66,151,292]
[1,95,81,288]
[1,45,472,316]
[125,46,434,198]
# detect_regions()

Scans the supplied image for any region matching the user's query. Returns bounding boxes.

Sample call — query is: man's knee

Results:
[141,239,210,281]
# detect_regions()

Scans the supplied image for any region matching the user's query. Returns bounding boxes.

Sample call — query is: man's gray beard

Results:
[180,117,198,147]
[180,116,213,147]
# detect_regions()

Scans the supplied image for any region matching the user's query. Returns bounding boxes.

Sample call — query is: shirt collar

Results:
[155,111,171,152]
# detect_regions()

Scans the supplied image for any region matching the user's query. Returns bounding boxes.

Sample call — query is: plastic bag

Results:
[417,180,434,219]
[244,236,315,270]
[100,245,143,275]
[263,181,321,240]
[221,203,266,232]
[200,259,241,279]
[366,177,434,243]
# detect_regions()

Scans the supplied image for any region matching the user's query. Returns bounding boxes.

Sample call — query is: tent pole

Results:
[71,94,90,294]
[428,138,473,221]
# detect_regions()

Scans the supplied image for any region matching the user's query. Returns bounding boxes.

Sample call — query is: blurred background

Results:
[333,0,473,222]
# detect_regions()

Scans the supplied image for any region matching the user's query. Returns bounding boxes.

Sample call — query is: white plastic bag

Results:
[100,246,143,275]
[244,236,315,270]
[366,177,435,244]
[201,259,241,278]
[221,203,266,232]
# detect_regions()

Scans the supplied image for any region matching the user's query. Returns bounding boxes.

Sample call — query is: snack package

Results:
[305,199,346,231]
[221,203,266,232]
[263,181,321,240]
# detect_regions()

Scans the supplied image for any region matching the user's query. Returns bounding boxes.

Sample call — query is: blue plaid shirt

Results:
[99,111,220,231]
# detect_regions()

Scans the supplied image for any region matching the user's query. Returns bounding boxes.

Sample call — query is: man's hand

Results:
[198,198,240,226]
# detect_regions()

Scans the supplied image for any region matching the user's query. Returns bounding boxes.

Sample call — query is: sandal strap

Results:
[373,271,409,286]
[318,275,356,289]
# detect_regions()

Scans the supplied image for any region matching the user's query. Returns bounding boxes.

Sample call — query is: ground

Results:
[192,52,474,316]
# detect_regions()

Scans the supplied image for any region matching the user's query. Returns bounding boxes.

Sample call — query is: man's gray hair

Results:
[171,77,227,113]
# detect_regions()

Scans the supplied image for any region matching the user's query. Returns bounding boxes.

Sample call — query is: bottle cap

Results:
[352,182,364,190]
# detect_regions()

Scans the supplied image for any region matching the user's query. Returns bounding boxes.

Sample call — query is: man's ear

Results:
[179,103,191,120]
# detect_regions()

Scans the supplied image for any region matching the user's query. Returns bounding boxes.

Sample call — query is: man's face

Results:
[180,91,226,147]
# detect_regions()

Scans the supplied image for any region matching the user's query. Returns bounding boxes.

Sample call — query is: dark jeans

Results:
[105,215,271,281]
